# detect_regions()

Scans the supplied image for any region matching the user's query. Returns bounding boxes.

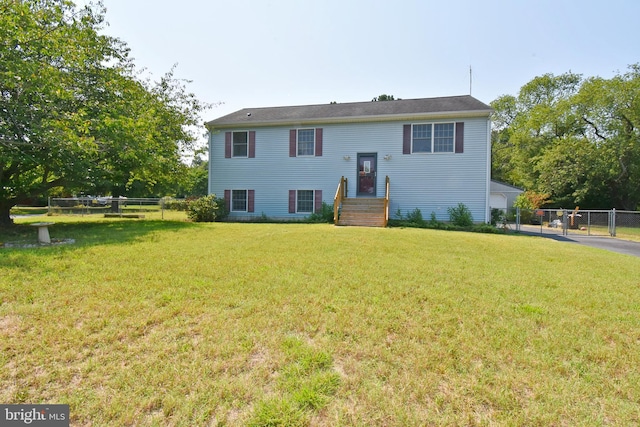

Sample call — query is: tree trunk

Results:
[0,203,14,228]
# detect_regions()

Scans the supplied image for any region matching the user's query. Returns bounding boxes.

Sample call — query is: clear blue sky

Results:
[97,0,639,122]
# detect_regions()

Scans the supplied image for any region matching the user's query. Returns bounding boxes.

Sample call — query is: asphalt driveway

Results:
[518,225,640,258]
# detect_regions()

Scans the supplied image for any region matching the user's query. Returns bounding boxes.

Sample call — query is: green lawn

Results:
[585,225,640,242]
[9,207,49,216]
[1,219,639,426]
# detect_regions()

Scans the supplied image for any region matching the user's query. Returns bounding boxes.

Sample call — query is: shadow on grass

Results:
[0,219,199,250]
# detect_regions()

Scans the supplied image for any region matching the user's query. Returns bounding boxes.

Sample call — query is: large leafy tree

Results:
[572,66,640,209]
[491,66,640,209]
[180,157,209,198]
[0,0,206,226]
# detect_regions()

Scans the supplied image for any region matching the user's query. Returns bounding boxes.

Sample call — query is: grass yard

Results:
[1,219,639,426]
[585,225,640,242]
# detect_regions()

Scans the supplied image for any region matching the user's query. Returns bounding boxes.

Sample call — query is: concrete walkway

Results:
[517,225,640,258]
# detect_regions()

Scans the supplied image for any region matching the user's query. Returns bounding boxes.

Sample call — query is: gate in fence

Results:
[498,208,640,240]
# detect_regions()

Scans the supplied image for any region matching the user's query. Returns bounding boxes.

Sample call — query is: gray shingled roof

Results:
[205,95,492,128]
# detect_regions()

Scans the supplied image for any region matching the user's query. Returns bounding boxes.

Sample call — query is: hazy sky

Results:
[97,0,639,121]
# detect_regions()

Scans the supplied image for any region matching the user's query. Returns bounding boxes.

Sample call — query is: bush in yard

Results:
[490,208,504,226]
[307,202,335,223]
[388,205,504,234]
[161,197,189,211]
[187,195,226,222]
[429,211,444,228]
[514,191,551,225]
[514,190,551,210]
[406,208,425,226]
[448,203,473,227]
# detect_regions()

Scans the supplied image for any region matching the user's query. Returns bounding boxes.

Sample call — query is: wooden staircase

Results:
[337,198,387,227]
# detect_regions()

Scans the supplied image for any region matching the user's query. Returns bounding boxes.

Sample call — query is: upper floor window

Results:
[433,123,454,152]
[412,123,455,153]
[225,131,255,158]
[233,131,248,157]
[412,124,432,153]
[289,128,323,157]
[297,129,315,156]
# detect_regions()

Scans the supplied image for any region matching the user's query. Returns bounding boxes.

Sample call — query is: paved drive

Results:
[518,225,640,258]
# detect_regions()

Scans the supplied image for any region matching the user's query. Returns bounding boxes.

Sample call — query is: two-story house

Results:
[205,95,492,226]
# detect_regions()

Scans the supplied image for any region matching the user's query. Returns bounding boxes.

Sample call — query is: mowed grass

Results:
[586,225,640,242]
[1,220,639,426]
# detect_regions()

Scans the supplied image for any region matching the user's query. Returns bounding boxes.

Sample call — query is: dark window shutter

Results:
[224,190,230,212]
[403,125,411,154]
[315,128,323,156]
[248,190,255,212]
[288,190,296,213]
[289,130,297,157]
[248,131,256,158]
[455,122,464,153]
[314,190,322,213]
[225,132,232,158]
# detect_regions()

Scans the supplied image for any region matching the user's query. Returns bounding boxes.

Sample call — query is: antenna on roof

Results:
[469,65,473,96]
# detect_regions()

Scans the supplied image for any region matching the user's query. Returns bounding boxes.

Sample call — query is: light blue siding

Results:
[209,117,490,222]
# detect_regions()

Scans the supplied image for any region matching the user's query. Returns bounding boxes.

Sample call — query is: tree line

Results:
[491,66,640,210]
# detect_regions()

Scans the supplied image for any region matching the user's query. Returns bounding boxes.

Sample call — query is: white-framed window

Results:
[297,129,315,156]
[433,123,454,152]
[231,189,247,211]
[296,190,315,213]
[412,123,455,153]
[412,124,431,152]
[232,131,248,157]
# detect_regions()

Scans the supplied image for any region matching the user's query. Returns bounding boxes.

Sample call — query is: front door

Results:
[357,153,377,196]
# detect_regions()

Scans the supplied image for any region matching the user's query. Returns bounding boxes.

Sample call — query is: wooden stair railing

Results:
[333,176,347,224]
[384,175,390,227]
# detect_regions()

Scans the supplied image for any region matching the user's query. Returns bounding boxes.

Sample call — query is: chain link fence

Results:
[492,207,640,241]
[48,197,187,219]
